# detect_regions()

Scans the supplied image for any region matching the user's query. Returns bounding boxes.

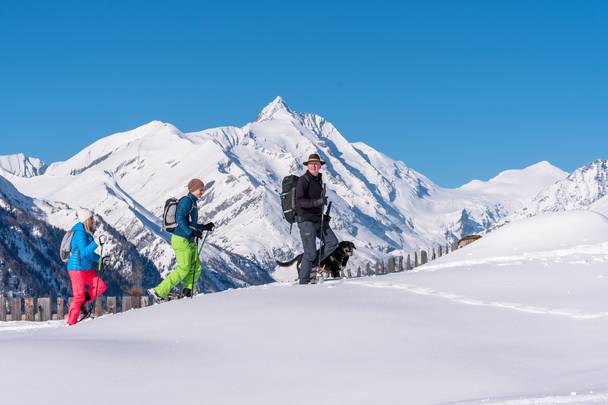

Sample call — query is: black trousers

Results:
[297,221,339,284]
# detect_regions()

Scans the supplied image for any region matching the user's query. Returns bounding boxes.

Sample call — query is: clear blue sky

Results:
[1,1,606,187]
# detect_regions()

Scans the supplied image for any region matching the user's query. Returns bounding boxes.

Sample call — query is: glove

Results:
[312,197,328,208]
[191,229,204,238]
[202,222,215,232]
[94,234,107,246]
[102,256,112,266]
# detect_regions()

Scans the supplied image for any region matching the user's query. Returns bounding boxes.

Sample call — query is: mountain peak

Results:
[256,96,293,121]
[0,153,46,177]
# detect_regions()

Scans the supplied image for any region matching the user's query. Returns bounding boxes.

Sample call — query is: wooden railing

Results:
[0,296,150,322]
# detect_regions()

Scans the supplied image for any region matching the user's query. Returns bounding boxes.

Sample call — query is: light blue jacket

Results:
[66,222,100,271]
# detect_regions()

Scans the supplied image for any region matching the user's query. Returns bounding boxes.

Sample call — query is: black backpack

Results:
[281,174,312,230]
[281,175,300,226]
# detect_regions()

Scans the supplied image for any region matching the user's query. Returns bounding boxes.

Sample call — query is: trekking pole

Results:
[318,185,327,270]
[193,229,211,299]
[92,235,106,318]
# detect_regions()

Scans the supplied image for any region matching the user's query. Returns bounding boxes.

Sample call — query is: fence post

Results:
[387,256,395,273]
[107,297,117,314]
[56,297,65,320]
[11,297,22,321]
[432,248,436,261]
[122,296,133,312]
[95,299,103,317]
[421,250,428,265]
[0,296,5,321]
[25,298,35,321]
[398,256,403,272]
[37,298,51,321]
[406,254,411,270]
[356,266,361,277]
[438,245,443,257]
[414,252,419,268]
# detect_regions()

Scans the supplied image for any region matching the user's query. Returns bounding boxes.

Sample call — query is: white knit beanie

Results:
[76,208,94,223]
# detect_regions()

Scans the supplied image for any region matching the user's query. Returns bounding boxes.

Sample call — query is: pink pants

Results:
[67,269,107,325]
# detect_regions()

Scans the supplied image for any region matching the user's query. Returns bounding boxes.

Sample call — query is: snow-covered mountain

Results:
[2,97,569,292]
[0,153,46,177]
[500,159,608,224]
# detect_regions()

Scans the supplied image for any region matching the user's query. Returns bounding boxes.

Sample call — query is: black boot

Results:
[78,292,93,322]
[182,288,192,298]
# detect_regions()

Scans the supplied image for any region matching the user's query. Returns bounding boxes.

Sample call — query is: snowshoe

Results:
[147,288,164,304]
[78,303,93,322]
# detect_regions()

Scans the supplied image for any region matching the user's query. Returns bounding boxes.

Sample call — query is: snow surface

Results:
[3,210,608,404]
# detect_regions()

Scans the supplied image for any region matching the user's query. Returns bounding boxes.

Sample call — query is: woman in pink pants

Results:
[66,208,107,325]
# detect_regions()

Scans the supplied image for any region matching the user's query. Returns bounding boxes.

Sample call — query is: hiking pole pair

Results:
[192,229,211,299]
[91,235,107,318]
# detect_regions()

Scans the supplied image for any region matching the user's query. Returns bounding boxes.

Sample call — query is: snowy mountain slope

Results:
[592,195,608,216]
[508,159,608,220]
[3,211,608,404]
[4,97,566,286]
[457,161,567,209]
[0,153,46,177]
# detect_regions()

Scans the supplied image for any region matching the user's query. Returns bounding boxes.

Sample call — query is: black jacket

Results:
[295,171,324,223]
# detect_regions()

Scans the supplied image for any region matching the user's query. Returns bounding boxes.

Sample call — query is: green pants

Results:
[154,235,202,299]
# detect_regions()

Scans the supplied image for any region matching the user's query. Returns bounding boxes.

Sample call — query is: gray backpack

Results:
[59,231,75,263]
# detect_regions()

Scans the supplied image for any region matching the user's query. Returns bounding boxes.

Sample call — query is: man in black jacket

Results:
[295,153,339,284]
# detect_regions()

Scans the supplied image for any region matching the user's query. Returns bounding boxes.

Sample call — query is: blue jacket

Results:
[173,193,201,241]
[67,222,100,271]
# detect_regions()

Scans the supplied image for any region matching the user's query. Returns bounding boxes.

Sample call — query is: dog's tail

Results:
[276,256,300,267]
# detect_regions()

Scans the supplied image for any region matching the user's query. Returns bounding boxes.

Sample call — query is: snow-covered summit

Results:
[458,161,567,209]
[0,153,46,177]
[255,96,294,122]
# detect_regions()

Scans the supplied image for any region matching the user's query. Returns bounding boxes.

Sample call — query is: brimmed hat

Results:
[302,153,326,166]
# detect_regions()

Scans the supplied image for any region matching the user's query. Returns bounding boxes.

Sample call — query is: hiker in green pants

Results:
[149,178,215,302]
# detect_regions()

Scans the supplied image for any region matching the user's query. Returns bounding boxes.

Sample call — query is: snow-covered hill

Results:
[0,153,46,177]
[3,210,608,405]
[2,97,567,291]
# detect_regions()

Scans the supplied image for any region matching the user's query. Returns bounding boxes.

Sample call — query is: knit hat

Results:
[303,153,326,166]
[76,208,94,223]
[187,178,205,193]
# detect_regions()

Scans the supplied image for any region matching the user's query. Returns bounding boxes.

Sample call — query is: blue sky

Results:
[1,1,606,187]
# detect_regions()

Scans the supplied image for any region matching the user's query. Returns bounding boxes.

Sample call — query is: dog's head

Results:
[338,241,356,257]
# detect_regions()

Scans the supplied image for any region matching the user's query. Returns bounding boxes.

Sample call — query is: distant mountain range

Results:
[1,96,605,296]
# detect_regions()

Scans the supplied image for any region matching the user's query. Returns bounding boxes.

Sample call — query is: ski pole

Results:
[193,229,210,298]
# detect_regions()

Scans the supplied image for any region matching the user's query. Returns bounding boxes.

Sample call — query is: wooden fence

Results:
[1,244,456,321]
[343,243,454,279]
[0,295,149,322]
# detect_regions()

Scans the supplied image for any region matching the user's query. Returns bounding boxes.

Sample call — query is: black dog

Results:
[276,241,356,280]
